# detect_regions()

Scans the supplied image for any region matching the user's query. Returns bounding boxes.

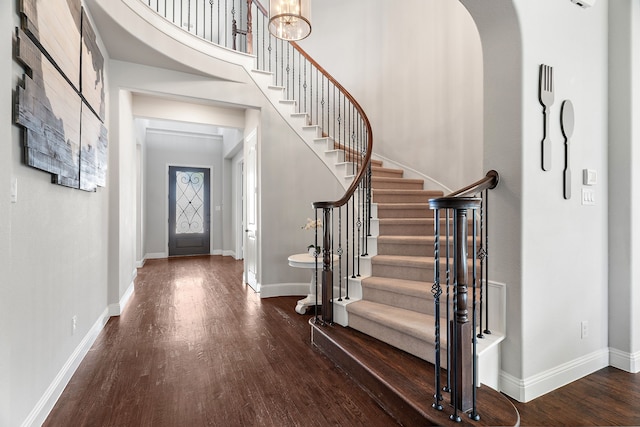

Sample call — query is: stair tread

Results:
[373,254,476,266]
[372,177,424,184]
[373,254,433,266]
[377,202,430,209]
[374,189,442,195]
[362,276,433,297]
[371,166,403,175]
[378,235,475,243]
[347,300,441,343]
[378,235,432,243]
[379,218,434,224]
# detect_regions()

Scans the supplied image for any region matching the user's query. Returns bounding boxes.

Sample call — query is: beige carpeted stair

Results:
[346,161,477,366]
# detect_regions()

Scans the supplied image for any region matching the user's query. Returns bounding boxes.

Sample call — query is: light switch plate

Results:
[583,169,597,186]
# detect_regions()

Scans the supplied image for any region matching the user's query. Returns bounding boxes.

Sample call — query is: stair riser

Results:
[372,262,478,283]
[347,313,447,367]
[377,208,434,219]
[379,223,431,236]
[373,193,435,203]
[377,241,475,257]
[372,263,433,282]
[372,171,403,178]
[379,220,480,237]
[372,181,424,190]
[361,287,441,316]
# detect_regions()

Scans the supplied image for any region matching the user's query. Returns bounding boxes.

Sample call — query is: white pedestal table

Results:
[288,253,338,314]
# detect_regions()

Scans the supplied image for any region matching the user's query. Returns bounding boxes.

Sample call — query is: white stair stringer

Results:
[249,69,357,190]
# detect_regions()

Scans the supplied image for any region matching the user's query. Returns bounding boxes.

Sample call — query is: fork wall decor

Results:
[539,64,554,171]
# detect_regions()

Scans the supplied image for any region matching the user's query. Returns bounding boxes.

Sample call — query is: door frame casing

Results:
[165,162,215,257]
[243,128,259,291]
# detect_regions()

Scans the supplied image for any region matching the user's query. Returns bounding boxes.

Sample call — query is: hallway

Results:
[44,256,397,426]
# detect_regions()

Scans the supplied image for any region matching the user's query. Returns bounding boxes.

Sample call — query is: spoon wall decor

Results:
[560,100,574,200]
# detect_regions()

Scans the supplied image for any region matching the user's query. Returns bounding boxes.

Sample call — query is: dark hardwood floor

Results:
[45,256,640,426]
[509,366,640,426]
[45,256,397,427]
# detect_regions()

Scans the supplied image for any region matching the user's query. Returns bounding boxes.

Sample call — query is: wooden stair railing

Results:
[428,170,499,421]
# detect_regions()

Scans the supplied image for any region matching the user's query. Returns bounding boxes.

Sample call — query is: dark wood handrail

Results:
[447,169,499,198]
[286,41,373,209]
[246,4,373,210]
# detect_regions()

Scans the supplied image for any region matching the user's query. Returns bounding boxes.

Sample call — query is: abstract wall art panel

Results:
[80,102,108,191]
[14,2,108,192]
[16,29,81,188]
[20,0,82,91]
[81,8,105,121]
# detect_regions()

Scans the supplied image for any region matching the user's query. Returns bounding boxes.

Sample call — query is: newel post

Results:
[321,207,333,323]
[452,205,473,412]
[429,197,481,416]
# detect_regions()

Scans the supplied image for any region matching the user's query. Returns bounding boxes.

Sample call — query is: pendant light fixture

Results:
[269,0,312,41]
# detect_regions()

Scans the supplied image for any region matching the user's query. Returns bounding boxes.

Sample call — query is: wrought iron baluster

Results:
[314,208,320,321]
[337,208,343,301]
[484,189,491,335]
[445,208,452,393]
[470,205,480,421]
[450,208,460,423]
[478,192,486,339]
[303,57,308,121]
[351,193,356,279]
[432,208,443,411]
[195,0,199,36]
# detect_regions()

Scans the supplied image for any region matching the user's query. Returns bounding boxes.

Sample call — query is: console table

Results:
[288,253,337,314]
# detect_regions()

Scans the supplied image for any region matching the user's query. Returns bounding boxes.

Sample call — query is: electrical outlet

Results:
[72,315,77,335]
[581,320,589,339]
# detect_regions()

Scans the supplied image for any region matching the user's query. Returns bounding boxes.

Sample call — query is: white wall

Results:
[609,0,640,372]
[132,94,246,129]
[1,2,111,425]
[106,55,344,289]
[463,0,610,401]
[108,89,138,310]
[144,130,223,256]
[298,0,484,191]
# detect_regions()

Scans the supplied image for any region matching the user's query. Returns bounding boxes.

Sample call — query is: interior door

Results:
[244,131,258,290]
[168,166,211,256]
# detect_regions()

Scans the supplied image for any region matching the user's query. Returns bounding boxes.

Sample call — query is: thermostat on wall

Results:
[571,0,595,8]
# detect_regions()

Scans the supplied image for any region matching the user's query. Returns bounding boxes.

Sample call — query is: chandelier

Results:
[269,0,312,41]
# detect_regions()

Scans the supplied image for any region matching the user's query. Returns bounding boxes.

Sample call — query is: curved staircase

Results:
[348,164,448,363]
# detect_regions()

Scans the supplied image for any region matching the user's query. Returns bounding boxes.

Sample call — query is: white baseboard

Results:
[259,282,308,298]
[145,252,166,260]
[135,258,146,268]
[21,308,110,427]
[108,277,135,317]
[500,348,609,402]
[610,347,640,373]
[222,250,236,258]
[211,249,223,255]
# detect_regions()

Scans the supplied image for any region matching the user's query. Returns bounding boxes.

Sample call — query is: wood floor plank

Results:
[44,256,398,427]
[509,366,640,426]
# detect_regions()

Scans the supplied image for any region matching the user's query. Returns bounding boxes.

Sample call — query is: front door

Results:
[168,166,211,256]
